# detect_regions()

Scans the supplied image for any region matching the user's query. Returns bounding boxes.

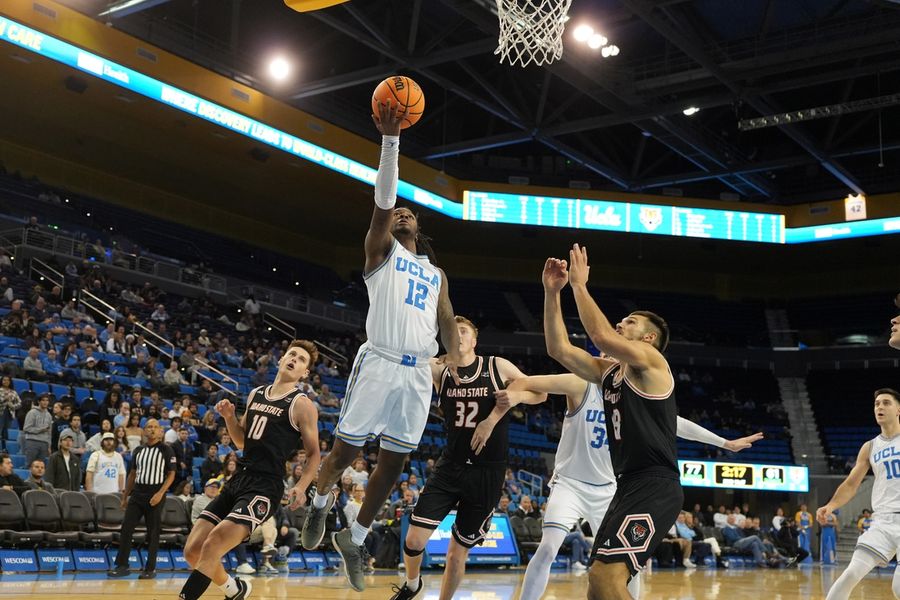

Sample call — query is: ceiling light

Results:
[607,45,619,56]
[268,57,291,82]
[682,106,700,116]
[573,24,593,42]
[600,46,611,57]
[588,33,607,49]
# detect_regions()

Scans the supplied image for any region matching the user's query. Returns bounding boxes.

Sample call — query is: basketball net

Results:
[495,0,573,67]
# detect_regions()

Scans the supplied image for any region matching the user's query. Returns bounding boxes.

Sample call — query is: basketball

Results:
[371,75,425,129]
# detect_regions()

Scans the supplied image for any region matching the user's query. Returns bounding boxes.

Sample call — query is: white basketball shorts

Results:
[542,473,616,536]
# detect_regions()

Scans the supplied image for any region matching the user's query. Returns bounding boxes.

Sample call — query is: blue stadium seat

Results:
[179,384,196,395]
[31,381,50,396]
[50,384,70,399]
[192,457,204,467]
[11,378,29,395]
[7,429,18,439]
[14,468,29,481]
[10,454,26,468]
[93,390,107,404]
[73,387,91,406]
[6,441,18,454]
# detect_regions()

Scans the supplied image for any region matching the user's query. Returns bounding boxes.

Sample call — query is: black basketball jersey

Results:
[438,355,508,467]
[600,362,678,479]
[240,385,305,478]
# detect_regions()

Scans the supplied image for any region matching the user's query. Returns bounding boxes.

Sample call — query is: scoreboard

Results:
[463,191,785,244]
[679,460,808,492]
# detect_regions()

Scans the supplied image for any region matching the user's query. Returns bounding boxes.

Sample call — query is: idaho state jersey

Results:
[241,385,305,478]
[438,356,508,467]
[600,362,678,479]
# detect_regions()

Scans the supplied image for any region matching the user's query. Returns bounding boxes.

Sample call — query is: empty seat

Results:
[95,493,145,546]
[0,488,45,546]
[22,489,80,545]
[59,491,114,546]
[159,496,190,546]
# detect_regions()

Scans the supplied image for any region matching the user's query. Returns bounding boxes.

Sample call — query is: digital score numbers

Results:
[679,460,808,492]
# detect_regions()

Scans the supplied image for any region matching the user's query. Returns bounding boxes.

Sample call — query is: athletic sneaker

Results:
[332,529,369,592]
[571,561,587,571]
[683,558,697,569]
[389,577,423,600]
[301,493,335,549]
[257,563,280,576]
[226,577,252,600]
[235,562,256,575]
[261,544,277,555]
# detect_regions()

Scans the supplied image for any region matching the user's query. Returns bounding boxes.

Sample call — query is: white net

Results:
[495,0,573,67]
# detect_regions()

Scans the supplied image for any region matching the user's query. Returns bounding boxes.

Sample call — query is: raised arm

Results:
[364,101,404,274]
[542,257,615,383]
[470,358,546,455]
[676,417,764,452]
[288,399,321,509]
[817,442,871,524]
[567,244,664,370]
[507,373,589,415]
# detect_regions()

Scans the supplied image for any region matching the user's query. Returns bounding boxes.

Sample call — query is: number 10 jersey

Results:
[241,385,307,478]
[869,433,900,516]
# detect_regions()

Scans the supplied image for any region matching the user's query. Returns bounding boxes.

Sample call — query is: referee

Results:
[108,418,175,579]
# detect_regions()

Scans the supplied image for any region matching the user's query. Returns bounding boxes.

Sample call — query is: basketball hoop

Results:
[495,0,573,67]
[284,0,349,12]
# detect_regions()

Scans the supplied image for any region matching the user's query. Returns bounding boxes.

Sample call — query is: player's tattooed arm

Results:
[818,441,872,524]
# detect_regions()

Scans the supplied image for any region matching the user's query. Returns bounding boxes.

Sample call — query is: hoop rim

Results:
[284,0,350,12]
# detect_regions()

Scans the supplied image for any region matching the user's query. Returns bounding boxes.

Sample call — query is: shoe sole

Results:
[302,496,335,550]
[332,532,365,592]
[237,577,253,600]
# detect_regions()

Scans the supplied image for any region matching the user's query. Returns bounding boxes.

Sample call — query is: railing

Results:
[28,257,65,296]
[79,288,176,360]
[313,339,349,369]
[19,228,227,293]
[193,356,239,391]
[263,312,296,340]
[231,282,362,329]
[516,470,544,499]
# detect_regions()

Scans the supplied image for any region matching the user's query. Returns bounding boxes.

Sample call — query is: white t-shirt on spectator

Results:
[733,514,747,528]
[164,428,180,444]
[87,450,125,494]
[343,467,369,487]
[713,512,729,528]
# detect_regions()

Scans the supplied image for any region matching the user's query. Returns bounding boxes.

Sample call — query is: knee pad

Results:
[403,542,425,557]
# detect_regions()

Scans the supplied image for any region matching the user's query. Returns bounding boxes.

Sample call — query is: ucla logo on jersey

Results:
[586,409,606,424]
[395,257,440,289]
[874,446,900,464]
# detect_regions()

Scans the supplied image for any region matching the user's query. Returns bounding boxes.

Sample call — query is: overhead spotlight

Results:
[588,33,607,49]
[601,46,611,57]
[573,24,593,42]
[268,56,291,82]
[607,45,619,56]
[682,106,700,116]
[272,267,277,272]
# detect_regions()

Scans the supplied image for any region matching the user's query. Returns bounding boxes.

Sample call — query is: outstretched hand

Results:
[287,484,308,510]
[723,432,764,452]
[372,100,403,137]
[542,258,569,293]
[215,399,235,419]
[568,243,590,287]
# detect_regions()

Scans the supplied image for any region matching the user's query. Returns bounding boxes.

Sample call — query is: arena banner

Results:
[0,549,39,572]
[37,549,74,571]
[286,551,306,570]
[324,551,342,568]
[301,550,327,569]
[413,511,520,566]
[72,549,109,571]
[106,548,142,569]
[140,548,174,570]
[170,549,190,570]
[679,459,809,492]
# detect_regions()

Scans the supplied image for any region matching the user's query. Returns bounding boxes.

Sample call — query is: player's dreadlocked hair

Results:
[413,211,438,266]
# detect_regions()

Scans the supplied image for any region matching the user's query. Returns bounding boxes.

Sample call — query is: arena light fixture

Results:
[572,24,593,42]
[587,33,607,49]
[682,106,700,116]
[268,56,291,82]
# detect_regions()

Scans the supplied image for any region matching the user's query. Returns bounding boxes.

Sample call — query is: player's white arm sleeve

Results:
[676,416,726,448]
[374,135,400,210]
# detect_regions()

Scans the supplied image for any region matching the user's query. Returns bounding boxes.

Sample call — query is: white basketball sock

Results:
[218,576,239,598]
[312,492,330,509]
[520,527,566,600]
[826,551,879,600]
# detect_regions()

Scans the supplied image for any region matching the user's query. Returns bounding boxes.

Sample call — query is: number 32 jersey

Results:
[241,386,307,478]
[438,356,508,467]
[364,239,440,359]
[552,382,616,487]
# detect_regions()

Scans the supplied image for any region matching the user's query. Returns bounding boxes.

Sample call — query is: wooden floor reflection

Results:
[0,565,893,599]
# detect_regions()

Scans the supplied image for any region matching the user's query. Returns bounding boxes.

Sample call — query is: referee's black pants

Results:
[115,493,163,571]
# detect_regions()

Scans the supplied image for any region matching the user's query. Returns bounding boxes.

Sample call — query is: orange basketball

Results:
[371,75,425,129]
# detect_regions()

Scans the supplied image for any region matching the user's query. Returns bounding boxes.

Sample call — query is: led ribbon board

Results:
[0,15,459,219]
[423,512,519,565]
[464,191,786,243]
[679,459,809,492]
[1,14,897,244]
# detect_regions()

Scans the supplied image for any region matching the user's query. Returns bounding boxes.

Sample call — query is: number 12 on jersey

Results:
[404,279,429,310]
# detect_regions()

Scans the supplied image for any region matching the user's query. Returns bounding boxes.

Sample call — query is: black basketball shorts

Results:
[199,470,283,536]
[591,473,683,576]
[410,458,506,549]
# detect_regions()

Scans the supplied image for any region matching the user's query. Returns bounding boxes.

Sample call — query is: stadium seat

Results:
[11,378,29,395]
[0,488,45,547]
[509,515,539,554]
[159,496,190,546]
[59,491,115,545]
[22,489,80,545]
[50,384,70,399]
[73,387,91,406]
[6,441,18,454]
[31,381,50,396]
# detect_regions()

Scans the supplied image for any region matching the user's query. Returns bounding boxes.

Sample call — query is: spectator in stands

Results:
[343,457,369,487]
[150,303,169,322]
[106,331,127,354]
[171,427,194,482]
[670,512,698,568]
[61,414,87,457]
[773,517,807,567]
[190,478,222,523]
[40,330,55,353]
[22,393,52,465]
[129,389,144,412]
[85,419,113,453]
[196,329,210,347]
[199,443,222,482]
[125,413,143,449]
[80,356,104,383]
[174,479,194,502]
[514,495,541,520]
[51,402,73,450]
[344,483,365,526]
[217,431,235,458]
[195,379,214,405]
[684,511,728,568]
[0,376,21,451]
[60,300,79,320]
[221,457,238,483]
[113,401,131,428]
[389,488,416,517]
[23,326,42,350]
[85,432,125,494]
[772,507,786,531]
[23,346,45,380]
[286,462,305,490]
[99,323,114,346]
[732,505,747,528]
[0,452,29,494]
[497,495,512,515]
[197,410,218,445]
[114,426,131,461]
[98,391,121,421]
[163,361,187,396]
[244,294,261,320]
[61,341,79,369]
[406,473,420,498]
[41,348,65,381]
[46,431,82,491]
[317,384,339,411]
[251,365,269,388]
[857,509,873,533]
[713,505,729,528]
[721,514,772,568]
[165,416,184,444]
[24,458,54,492]
[0,276,12,306]
[47,286,64,312]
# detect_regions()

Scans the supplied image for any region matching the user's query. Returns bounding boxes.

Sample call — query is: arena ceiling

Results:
[65,0,900,205]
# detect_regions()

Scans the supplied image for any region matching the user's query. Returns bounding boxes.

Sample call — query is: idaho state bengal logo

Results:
[630,523,648,543]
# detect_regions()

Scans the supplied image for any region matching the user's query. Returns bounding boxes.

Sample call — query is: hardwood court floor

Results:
[0,566,894,599]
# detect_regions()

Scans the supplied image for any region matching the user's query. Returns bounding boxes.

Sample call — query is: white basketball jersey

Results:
[869,433,900,515]
[364,240,440,359]
[552,382,616,486]
[88,450,125,495]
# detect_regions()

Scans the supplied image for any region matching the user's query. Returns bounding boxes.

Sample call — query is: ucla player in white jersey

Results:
[819,388,900,600]
[301,100,462,592]
[487,374,760,600]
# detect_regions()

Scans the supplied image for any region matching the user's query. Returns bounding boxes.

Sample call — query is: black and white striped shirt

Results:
[129,442,176,493]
